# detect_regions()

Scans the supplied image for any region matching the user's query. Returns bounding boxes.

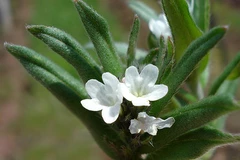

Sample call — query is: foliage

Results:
[5,0,240,159]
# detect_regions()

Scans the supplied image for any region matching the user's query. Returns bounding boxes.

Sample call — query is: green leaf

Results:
[128,0,158,23]
[127,15,140,66]
[142,48,159,65]
[147,126,240,160]
[85,42,147,65]
[141,94,239,153]
[4,43,87,98]
[217,78,240,96]
[209,52,240,95]
[147,32,158,50]
[26,25,102,83]
[74,0,123,77]
[157,37,175,82]
[228,63,240,80]
[162,0,202,61]
[192,0,210,32]
[162,0,206,93]
[5,43,126,159]
[155,36,166,69]
[150,26,227,115]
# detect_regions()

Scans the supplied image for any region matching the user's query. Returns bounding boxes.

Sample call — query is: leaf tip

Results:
[73,0,81,3]
[3,42,14,51]
[26,25,39,34]
[134,14,139,19]
[4,42,10,48]
[25,24,31,30]
[223,25,230,30]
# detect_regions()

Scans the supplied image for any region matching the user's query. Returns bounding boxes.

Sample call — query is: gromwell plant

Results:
[4,0,240,159]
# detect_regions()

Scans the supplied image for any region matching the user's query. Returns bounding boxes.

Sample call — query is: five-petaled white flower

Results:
[81,72,122,124]
[148,14,171,39]
[129,112,175,136]
[120,64,168,106]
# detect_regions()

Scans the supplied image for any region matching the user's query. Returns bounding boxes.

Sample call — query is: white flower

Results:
[188,0,194,14]
[148,14,171,39]
[149,0,194,39]
[81,72,122,124]
[120,64,168,106]
[129,112,175,136]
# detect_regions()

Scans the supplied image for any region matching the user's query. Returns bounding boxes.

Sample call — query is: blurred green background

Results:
[0,0,240,159]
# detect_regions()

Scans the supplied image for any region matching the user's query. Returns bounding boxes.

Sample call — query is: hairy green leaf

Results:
[150,26,227,115]
[141,94,239,153]
[162,0,202,61]
[147,126,240,160]
[217,78,240,96]
[209,52,240,95]
[27,25,102,82]
[4,43,87,98]
[5,43,126,159]
[74,0,123,77]
[192,0,210,32]
[127,15,140,66]
[162,0,208,94]
[142,48,159,65]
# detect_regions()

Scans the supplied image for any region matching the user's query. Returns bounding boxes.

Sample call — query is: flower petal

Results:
[156,117,175,129]
[129,119,141,134]
[149,19,166,38]
[125,66,140,87]
[129,112,175,136]
[85,79,103,98]
[81,99,104,111]
[140,64,159,87]
[119,83,136,101]
[132,97,150,106]
[145,125,158,136]
[101,104,121,124]
[138,112,155,122]
[158,14,168,23]
[102,72,119,91]
[143,84,168,101]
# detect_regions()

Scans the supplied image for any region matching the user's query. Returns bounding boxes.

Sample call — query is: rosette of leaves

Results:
[4,0,240,159]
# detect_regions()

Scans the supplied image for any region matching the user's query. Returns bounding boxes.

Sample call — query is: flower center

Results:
[130,76,150,97]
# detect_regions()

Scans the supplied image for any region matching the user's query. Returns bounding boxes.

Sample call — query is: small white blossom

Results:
[129,112,175,136]
[188,0,195,14]
[149,0,194,39]
[81,72,122,124]
[120,64,168,106]
[148,14,171,39]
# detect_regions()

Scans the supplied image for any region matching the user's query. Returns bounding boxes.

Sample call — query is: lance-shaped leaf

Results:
[147,126,240,160]
[127,15,140,66]
[157,37,175,82]
[192,0,210,32]
[5,43,126,159]
[162,0,207,93]
[141,94,239,153]
[150,26,227,116]
[209,52,240,95]
[27,25,102,83]
[217,79,240,97]
[4,43,87,98]
[142,48,159,65]
[85,42,147,65]
[74,0,123,77]
[162,0,202,61]
[128,0,158,23]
